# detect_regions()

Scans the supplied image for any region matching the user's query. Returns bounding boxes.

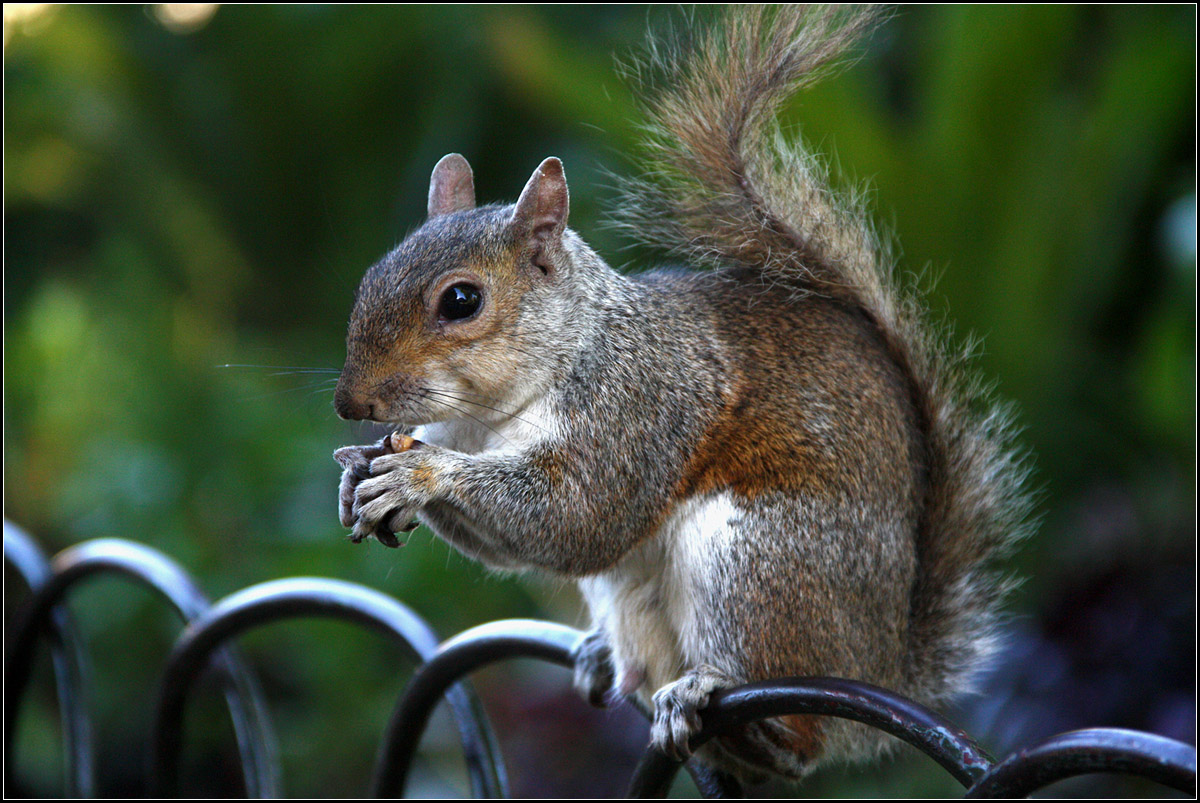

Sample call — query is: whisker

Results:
[424,396,519,450]
[423,388,552,435]
[238,383,339,402]
[423,388,524,417]
[217,363,342,375]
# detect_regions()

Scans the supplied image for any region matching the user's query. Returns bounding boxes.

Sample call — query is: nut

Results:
[389,431,418,453]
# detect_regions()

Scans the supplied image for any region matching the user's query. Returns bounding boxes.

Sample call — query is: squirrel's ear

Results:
[511,157,569,274]
[427,153,476,218]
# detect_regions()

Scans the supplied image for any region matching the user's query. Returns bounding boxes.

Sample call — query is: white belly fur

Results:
[578,492,743,699]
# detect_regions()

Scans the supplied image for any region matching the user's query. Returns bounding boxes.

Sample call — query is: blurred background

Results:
[4,4,1194,798]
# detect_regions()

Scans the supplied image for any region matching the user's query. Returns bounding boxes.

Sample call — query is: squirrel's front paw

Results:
[334,437,392,531]
[350,446,449,546]
[651,665,736,762]
[570,629,615,707]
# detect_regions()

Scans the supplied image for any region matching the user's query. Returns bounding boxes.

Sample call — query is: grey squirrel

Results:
[332,5,1031,781]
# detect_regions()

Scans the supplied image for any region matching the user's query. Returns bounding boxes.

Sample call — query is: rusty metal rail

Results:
[5,524,1196,798]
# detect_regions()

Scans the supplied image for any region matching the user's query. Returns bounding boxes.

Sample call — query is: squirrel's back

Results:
[617,5,1033,711]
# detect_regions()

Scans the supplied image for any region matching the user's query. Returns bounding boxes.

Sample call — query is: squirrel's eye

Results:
[438,283,482,321]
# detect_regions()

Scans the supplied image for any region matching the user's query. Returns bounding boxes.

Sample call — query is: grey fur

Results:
[334,4,1033,782]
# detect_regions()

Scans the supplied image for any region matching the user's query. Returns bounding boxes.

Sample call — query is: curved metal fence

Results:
[5,522,1196,798]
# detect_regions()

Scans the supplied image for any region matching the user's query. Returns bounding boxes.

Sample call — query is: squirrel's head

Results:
[335,153,591,426]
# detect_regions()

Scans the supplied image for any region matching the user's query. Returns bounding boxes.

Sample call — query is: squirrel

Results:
[332,5,1031,782]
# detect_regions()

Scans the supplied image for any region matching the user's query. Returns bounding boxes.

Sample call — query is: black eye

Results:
[438,283,482,321]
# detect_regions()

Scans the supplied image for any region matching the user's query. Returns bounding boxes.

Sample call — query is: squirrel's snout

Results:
[333,383,379,421]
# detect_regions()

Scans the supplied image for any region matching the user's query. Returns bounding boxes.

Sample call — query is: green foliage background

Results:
[5,5,1194,798]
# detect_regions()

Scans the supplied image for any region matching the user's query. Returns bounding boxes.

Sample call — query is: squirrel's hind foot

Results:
[570,629,615,707]
[653,665,821,779]
[651,664,736,761]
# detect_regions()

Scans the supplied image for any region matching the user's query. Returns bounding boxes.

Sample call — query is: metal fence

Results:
[5,521,1196,798]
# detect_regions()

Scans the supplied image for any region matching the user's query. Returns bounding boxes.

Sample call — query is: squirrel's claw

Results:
[376,510,419,548]
[373,523,402,548]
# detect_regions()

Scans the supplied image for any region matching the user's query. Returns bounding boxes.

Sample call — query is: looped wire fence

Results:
[5,523,1196,798]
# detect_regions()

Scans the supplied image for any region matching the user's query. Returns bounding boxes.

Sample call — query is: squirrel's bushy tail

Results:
[616,5,1034,705]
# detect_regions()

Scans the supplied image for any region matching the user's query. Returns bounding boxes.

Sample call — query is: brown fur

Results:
[678,281,923,507]
[617,4,1033,714]
[335,3,1034,784]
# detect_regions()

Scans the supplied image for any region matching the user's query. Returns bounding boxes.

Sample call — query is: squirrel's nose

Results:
[333,388,378,421]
